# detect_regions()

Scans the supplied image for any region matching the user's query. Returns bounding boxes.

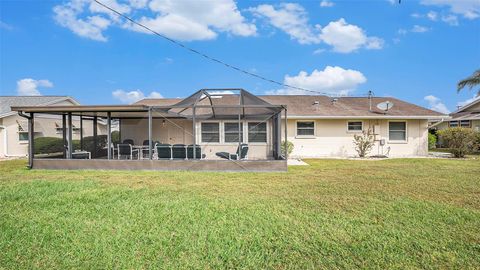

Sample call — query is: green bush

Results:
[34,137,79,154]
[281,140,294,157]
[428,133,437,149]
[437,127,476,158]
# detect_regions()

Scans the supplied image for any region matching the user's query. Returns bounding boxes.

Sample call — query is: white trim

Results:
[388,120,408,143]
[451,97,480,114]
[295,120,316,138]
[284,115,449,120]
[0,97,80,119]
[346,120,363,133]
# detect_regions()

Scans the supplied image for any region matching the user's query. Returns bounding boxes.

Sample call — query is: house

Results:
[430,98,480,132]
[136,94,446,158]
[0,96,106,157]
[11,89,446,171]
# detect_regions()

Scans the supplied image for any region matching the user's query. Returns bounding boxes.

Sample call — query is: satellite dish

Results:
[377,101,394,112]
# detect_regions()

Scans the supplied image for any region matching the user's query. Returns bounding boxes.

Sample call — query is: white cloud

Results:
[112,89,163,104]
[421,0,480,19]
[250,4,383,53]
[457,95,480,108]
[320,0,335,8]
[424,95,450,114]
[249,3,321,44]
[54,1,111,42]
[16,78,54,96]
[267,66,367,95]
[442,14,459,25]
[411,25,430,32]
[53,0,256,42]
[313,48,326,55]
[427,11,439,20]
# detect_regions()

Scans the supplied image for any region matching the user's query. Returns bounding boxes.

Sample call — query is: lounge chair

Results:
[172,144,187,159]
[216,144,249,160]
[140,140,154,159]
[156,143,172,160]
[187,145,202,159]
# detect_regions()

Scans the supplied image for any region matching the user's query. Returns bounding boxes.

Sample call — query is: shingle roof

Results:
[0,96,76,117]
[135,95,445,118]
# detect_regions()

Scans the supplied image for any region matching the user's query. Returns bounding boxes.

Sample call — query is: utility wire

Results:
[94,0,336,96]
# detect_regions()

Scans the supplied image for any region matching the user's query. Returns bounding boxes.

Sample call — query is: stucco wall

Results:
[284,119,428,158]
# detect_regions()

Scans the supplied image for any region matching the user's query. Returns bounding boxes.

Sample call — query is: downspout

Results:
[0,125,9,157]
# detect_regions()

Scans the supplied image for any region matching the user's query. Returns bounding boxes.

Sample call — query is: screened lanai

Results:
[12,89,288,172]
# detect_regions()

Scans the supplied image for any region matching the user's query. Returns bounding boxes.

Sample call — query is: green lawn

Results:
[1,159,479,269]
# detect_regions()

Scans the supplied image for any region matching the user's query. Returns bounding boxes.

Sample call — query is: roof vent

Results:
[313,101,320,105]
[331,98,338,104]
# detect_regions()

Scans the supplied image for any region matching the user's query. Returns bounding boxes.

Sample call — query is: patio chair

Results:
[172,144,187,159]
[216,144,249,160]
[155,143,172,160]
[187,145,202,159]
[140,140,154,159]
[117,144,138,160]
[122,139,134,145]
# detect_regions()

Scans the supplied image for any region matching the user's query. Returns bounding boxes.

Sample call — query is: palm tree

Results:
[457,69,480,96]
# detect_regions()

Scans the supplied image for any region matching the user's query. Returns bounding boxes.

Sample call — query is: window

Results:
[248,122,267,143]
[296,121,315,136]
[449,121,459,127]
[347,121,363,132]
[18,132,28,141]
[460,120,471,128]
[201,123,220,143]
[389,121,407,141]
[224,123,243,143]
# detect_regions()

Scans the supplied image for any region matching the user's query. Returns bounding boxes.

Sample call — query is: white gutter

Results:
[0,125,10,157]
[282,115,450,120]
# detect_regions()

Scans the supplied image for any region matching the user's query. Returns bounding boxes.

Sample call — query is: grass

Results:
[1,158,479,269]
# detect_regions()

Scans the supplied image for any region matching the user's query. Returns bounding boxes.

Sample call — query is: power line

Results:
[93,0,335,96]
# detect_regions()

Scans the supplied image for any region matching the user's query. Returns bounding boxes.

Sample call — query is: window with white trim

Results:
[248,122,267,143]
[449,121,459,127]
[201,123,220,143]
[296,121,315,136]
[460,120,471,128]
[18,132,28,141]
[224,122,243,143]
[389,121,407,141]
[347,121,363,132]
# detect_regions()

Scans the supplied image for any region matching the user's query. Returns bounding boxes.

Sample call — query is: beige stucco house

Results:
[11,89,446,172]
[430,98,480,132]
[0,96,106,157]
[136,94,446,158]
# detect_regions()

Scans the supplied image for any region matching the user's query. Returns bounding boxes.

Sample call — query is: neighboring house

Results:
[136,95,446,158]
[430,98,480,132]
[0,96,104,157]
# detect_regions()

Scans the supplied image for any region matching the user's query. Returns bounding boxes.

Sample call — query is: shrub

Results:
[34,137,79,154]
[437,127,476,158]
[281,140,294,157]
[353,129,375,158]
[428,133,437,149]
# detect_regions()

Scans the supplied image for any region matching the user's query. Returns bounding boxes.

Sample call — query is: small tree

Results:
[281,140,294,157]
[438,127,476,158]
[353,129,375,158]
[428,133,437,149]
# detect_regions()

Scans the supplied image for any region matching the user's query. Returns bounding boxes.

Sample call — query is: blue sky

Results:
[0,0,479,113]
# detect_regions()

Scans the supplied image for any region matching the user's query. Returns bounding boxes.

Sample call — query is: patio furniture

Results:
[72,151,91,159]
[187,144,202,159]
[117,144,138,160]
[216,144,249,160]
[123,139,134,145]
[156,143,172,159]
[172,144,187,159]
